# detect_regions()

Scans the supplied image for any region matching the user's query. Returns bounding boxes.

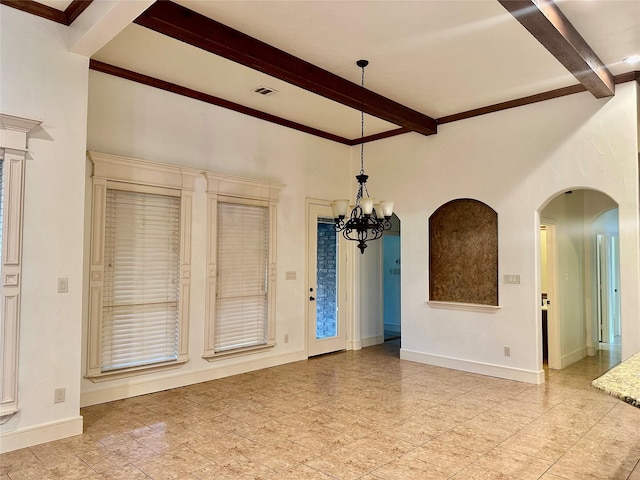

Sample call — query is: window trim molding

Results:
[86,151,200,381]
[0,113,41,424]
[203,172,282,360]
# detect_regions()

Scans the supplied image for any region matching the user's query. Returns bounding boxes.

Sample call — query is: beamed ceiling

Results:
[3,0,639,144]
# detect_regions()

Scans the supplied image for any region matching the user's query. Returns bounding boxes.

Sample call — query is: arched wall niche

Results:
[429,198,498,306]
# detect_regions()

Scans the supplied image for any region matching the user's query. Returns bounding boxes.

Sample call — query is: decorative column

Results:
[0,114,41,424]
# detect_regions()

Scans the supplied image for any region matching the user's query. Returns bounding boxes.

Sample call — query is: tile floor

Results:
[1,341,639,479]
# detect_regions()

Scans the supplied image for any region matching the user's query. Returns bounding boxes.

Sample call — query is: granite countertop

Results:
[591,351,640,408]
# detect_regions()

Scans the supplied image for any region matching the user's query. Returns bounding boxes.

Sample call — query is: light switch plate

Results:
[504,274,521,284]
[54,388,65,404]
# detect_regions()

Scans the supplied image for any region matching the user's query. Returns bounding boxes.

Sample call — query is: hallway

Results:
[1,343,639,479]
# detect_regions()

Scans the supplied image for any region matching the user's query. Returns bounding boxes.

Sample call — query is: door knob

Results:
[309,296,315,301]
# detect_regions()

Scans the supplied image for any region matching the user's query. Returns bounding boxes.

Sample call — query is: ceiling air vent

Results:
[253,86,278,96]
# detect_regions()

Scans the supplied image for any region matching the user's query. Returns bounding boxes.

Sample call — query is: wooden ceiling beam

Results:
[133,1,437,136]
[498,0,614,98]
[0,0,67,24]
[0,0,92,25]
[65,0,94,24]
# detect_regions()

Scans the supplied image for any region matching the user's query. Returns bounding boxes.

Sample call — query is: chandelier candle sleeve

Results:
[380,201,394,218]
[332,60,393,254]
[360,198,375,215]
[332,199,350,219]
[374,203,382,218]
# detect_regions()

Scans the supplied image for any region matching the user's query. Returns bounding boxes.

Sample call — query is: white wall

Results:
[360,82,640,383]
[82,71,353,406]
[358,239,384,347]
[0,6,88,451]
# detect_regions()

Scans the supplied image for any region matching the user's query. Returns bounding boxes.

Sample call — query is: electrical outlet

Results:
[284,334,289,344]
[57,278,68,293]
[504,346,511,357]
[54,388,65,404]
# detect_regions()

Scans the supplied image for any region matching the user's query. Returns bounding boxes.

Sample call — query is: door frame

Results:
[541,218,561,370]
[382,232,401,338]
[595,232,611,344]
[305,198,351,357]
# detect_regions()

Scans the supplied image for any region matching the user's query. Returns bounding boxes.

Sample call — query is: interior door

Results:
[308,202,345,356]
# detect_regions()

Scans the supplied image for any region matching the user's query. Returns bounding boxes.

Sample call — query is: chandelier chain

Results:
[360,63,365,175]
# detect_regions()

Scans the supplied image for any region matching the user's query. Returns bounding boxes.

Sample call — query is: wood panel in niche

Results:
[429,199,498,306]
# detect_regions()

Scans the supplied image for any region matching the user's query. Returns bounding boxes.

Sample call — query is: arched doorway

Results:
[539,189,620,370]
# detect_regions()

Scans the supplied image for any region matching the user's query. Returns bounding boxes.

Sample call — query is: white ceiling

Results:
[74,1,640,139]
[37,0,72,10]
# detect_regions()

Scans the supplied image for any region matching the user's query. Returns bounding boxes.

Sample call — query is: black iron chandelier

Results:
[332,60,394,254]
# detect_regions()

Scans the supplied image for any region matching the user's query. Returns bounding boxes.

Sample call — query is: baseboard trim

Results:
[362,335,384,348]
[347,335,383,351]
[561,346,587,368]
[0,416,83,454]
[598,343,621,353]
[400,348,544,384]
[81,350,307,407]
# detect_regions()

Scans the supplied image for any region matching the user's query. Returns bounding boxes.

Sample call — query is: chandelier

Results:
[332,60,394,254]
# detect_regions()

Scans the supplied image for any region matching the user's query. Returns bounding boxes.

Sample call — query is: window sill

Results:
[85,358,188,383]
[427,301,502,313]
[203,342,275,361]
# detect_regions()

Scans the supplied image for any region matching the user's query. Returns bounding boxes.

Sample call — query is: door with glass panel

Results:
[308,203,345,356]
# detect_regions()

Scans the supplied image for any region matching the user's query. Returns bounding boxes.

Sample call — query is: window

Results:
[203,173,281,359]
[0,114,40,422]
[87,152,198,380]
[102,188,181,371]
[215,201,269,352]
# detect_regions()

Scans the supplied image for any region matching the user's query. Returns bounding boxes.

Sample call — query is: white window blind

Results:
[215,202,269,352]
[102,188,181,372]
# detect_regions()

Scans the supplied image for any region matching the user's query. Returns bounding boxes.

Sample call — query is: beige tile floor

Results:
[2,341,639,479]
